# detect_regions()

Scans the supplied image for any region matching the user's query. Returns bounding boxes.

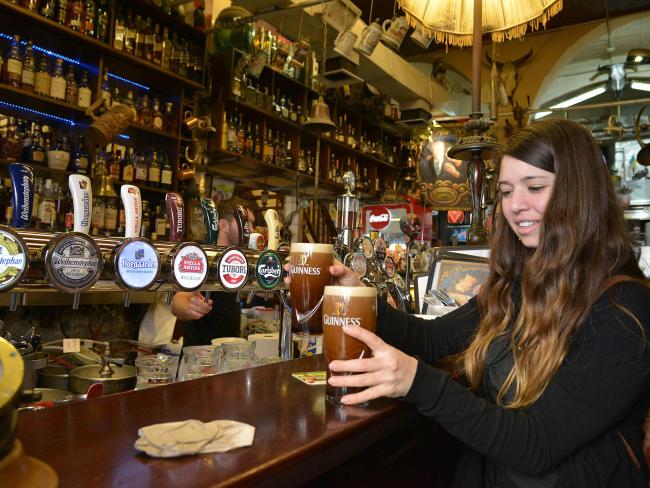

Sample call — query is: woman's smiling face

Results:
[498,155,556,248]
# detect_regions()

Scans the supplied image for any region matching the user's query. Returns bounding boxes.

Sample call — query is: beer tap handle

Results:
[200,198,219,245]
[264,209,281,251]
[69,175,93,235]
[165,192,185,242]
[120,185,142,238]
[8,163,34,229]
[233,205,250,247]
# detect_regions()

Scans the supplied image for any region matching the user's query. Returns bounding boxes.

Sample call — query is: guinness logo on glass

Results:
[256,250,282,290]
[219,248,248,290]
[290,252,322,276]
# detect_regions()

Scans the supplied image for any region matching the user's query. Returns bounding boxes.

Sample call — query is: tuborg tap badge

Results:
[256,250,282,290]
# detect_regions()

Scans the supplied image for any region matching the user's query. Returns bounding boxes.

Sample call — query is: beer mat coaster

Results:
[291,371,326,385]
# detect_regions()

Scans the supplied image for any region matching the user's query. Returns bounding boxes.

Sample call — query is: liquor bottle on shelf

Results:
[134,151,148,185]
[236,114,245,154]
[100,69,111,104]
[178,38,188,77]
[65,64,78,105]
[124,9,136,55]
[147,151,161,188]
[164,101,176,133]
[104,197,118,236]
[139,94,152,126]
[83,0,95,37]
[153,24,163,66]
[111,84,121,107]
[170,32,181,73]
[151,98,164,131]
[108,148,121,179]
[69,135,89,174]
[32,176,42,227]
[160,154,172,190]
[68,0,84,32]
[77,70,92,108]
[161,27,172,70]
[37,178,56,231]
[21,40,35,93]
[121,149,134,182]
[95,0,109,42]
[5,35,23,88]
[285,139,294,169]
[253,123,261,160]
[144,17,155,62]
[56,0,68,26]
[54,183,67,232]
[154,204,166,238]
[40,0,56,19]
[244,121,253,157]
[134,15,145,59]
[140,200,151,237]
[91,194,104,235]
[113,6,126,50]
[49,58,66,100]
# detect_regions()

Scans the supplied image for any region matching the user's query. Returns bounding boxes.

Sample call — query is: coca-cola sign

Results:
[368,206,391,230]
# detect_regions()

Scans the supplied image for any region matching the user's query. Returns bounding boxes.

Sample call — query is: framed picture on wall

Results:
[421,248,490,314]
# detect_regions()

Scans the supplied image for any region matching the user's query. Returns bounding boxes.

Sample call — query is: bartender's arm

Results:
[171,292,213,321]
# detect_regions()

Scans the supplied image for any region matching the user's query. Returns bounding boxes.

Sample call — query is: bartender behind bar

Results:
[171,197,255,346]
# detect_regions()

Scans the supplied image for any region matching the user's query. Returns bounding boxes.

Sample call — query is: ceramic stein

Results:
[334,28,358,58]
[410,25,434,49]
[382,15,409,50]
[85,100,136,147]
[357,19,382,56]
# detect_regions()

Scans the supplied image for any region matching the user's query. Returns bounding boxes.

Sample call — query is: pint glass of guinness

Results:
[289,243,334,334]
[322,285,377,404]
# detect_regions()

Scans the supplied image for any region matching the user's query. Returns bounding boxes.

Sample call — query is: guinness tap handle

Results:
[165,192,184,242]
[264,209,281,251]
[120,185,142,238]
[200,198,219,245]
[233,204,250,247]
[9,163,34,229]
[69,175,92,234]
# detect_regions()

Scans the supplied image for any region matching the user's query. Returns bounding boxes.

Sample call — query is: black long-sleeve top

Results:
[376,281,650,487]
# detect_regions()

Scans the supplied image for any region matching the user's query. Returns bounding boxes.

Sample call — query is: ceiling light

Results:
[550,86,607,109]
[631,81,650,92]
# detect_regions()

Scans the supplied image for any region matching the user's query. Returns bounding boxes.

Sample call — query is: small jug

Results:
[382,15,409,51]
[334,28,358,58]
[357,19,383,56]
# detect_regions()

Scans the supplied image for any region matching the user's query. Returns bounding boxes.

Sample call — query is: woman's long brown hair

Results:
[461,118,646,409]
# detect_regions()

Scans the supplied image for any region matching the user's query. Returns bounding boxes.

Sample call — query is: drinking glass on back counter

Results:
[323,286,377,405]
[135,354,179,389]
[289,243,334,342]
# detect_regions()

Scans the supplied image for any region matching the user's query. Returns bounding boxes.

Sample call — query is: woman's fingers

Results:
[340,385,385,405]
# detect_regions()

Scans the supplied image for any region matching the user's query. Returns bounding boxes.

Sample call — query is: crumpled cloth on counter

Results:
[134,419,255,458]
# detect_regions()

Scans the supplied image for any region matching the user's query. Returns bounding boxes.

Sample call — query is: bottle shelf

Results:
[123,0,207,40]
[0,159,73,176]
[0,1,204,89]
[115,180,171,194]
[0,82,87,123]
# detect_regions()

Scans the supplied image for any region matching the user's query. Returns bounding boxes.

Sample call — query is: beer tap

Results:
[335,171,360,262]
[108,185,161,307]
[41,175,103,309]
[2,164,32,310]
[399,213,422,313]
[261,209,290,359]
[220,204,251,301]
[200,197,219,303]
[162,192,209,304]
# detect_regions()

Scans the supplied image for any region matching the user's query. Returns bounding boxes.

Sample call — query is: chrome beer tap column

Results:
[162,192,209,304]
[40,175,103,309]
[334,171,360,262]
[0,164,33,310]
[107,185,161,307]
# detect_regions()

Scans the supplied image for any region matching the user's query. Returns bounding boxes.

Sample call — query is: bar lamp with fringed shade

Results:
[398,0,562,243]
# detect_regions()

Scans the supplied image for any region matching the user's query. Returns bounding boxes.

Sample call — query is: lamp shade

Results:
[398,0,563,47]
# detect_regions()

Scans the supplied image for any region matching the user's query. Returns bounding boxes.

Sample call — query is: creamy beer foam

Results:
[324,286,377,297]
[289,243,334,254]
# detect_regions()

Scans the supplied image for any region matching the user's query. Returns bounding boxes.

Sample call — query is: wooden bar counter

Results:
[16,355,459,487]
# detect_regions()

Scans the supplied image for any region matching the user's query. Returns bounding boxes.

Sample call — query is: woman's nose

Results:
[509,188,528,212]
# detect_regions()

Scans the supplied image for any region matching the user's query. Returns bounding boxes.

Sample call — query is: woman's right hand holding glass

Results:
[283,259,362,287]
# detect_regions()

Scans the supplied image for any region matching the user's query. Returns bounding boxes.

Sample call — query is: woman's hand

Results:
[328,325,418,405]
[170,291,213,321]
[283,259,362,287]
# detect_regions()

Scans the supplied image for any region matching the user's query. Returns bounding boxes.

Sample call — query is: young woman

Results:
[327,119,650,487]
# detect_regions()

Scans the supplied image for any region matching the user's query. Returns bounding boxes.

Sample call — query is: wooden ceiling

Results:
[350,0,650,57]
